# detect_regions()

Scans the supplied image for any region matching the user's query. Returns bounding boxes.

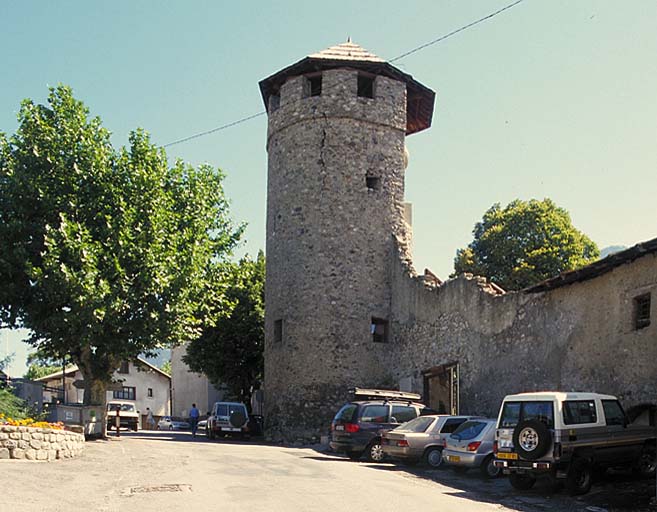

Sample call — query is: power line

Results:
[162,0,526,148]
[389,0,525,63]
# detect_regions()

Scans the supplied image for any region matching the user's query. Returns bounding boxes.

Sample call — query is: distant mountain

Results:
[142,349,171,369]
[600,245,627,259]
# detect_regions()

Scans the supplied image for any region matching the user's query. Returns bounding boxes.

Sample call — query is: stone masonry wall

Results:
[0,426,84,460]
[264,68,411,441]
[389,245,657,418]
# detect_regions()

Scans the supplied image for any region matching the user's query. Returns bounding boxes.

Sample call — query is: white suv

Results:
[494,391,656,495]
[206,401,249,440]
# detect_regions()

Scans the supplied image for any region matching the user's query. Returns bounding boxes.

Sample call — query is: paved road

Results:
[2,431,653,512]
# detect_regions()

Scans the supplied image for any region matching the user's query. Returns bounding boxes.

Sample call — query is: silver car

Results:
[382,415,478,468]
[442,418,500,478]
[157,416,190,431]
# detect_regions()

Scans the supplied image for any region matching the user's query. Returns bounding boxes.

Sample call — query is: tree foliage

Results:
[0,86,241,415]
[184,252,264,406]
[159,360,172,376]
[24,364,61,380]
[453,199,599,290]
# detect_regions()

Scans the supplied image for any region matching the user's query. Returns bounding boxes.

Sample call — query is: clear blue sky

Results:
[2,1,656,375]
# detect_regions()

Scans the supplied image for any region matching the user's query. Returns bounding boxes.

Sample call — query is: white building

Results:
[36,357,171,423]
[171,343,225,417]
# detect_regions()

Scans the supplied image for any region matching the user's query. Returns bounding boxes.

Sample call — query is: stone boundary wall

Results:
[0,426,84,461]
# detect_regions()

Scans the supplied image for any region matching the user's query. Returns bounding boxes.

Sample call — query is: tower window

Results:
[366,176,381,191]
[358,75,375,99]
[305,75,322,97]
[274,319,283,343]
[371,317,389,343]
[634,293,651,330]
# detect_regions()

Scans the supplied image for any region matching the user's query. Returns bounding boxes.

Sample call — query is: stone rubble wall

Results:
[0,426,84,461]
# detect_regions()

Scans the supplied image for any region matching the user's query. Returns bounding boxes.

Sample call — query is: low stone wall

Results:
[0,425,84,461]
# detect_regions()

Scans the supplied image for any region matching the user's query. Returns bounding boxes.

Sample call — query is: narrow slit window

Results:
[305,75,322,97]
[274,319,283,343]
[634,293,651,330]
[366,176,381,191]
[358,75,375,98]
[371,317,389,343]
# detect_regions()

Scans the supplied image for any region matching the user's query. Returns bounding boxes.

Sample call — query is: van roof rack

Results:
[350,388,421,401]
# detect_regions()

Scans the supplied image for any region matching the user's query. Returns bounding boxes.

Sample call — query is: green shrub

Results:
[0,387,31,420]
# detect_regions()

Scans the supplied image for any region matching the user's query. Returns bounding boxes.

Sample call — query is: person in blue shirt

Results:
[189,403,200,437]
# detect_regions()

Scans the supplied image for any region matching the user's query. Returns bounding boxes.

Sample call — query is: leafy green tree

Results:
[159,360,172,376]
[184,252,264,406]
[24,364,61,380]
[0,86,241,427]
[454,199,599,290]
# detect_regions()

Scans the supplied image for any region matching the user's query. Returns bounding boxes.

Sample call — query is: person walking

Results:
[146,407,156,430]
[189,403,200,438]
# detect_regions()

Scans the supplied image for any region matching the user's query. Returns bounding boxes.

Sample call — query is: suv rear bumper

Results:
[494,458,556,472]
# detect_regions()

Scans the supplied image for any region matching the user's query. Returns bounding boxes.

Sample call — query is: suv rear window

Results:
[500,401,554,429]
[391,405,417,423]
[333,404,357,422]
[360,405,389,423]
[451,420,487,440]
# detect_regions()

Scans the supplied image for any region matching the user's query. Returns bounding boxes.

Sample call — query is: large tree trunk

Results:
[75,346,115,438]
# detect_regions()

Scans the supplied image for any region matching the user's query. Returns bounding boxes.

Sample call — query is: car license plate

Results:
[335,425,344,431]
[497,452,518,460]
[447,455,460,462]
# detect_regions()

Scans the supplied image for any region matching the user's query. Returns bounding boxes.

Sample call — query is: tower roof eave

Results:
[259,56,435,135]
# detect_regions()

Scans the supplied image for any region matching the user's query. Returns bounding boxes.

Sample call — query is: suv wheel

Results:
[566,459,593,495]
[635,445,656,477]
[480,455,501,479]
[423,447,443,468]
[509,473,536,490]
[512,420,551,460]
[367,440,385,462]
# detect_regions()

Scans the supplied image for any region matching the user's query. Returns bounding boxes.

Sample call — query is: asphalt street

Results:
[1,430,653,512]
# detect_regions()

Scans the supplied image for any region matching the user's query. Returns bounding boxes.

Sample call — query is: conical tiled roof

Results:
[308,40,384,63]
[259,40,435,135]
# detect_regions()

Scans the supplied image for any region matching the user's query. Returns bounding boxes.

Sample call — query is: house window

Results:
[147,388,153,398]
[366,176,381,191]
[634,293,651,330]
[371,317,389,343]
[113,386,136,400]
[274,319,283,343]
[305,75,322,97]
[357,74,375,98]
[117,361,129,374]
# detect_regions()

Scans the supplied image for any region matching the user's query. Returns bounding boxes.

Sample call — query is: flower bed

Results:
[0,414,84,461]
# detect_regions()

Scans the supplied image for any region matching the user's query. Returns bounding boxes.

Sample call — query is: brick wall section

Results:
[264,69,412,441]
[0,426,84,460]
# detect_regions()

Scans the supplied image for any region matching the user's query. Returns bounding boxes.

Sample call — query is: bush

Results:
[0,387,31,420]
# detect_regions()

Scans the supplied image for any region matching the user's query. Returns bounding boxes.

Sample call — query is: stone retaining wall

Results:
[0,425,84,461]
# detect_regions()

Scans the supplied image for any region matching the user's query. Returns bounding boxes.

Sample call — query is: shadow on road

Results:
[304,449,655,512]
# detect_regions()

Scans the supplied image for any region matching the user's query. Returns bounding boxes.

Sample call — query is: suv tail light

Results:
[344,423,360,433]
[467,441,482,452]
[396,440,409,447]
[493,441,498,454]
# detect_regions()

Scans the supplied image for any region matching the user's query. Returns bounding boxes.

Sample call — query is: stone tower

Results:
[259,41,435,440]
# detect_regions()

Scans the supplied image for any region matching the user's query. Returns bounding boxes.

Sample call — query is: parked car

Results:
[157,416,190,431]
[106,401,139,431]
[442,418,500,478]
[382,414,477,467]
[206,402,250,439]
[494,391,656,495]
[330,388,431,462]
[197,418,208,431]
